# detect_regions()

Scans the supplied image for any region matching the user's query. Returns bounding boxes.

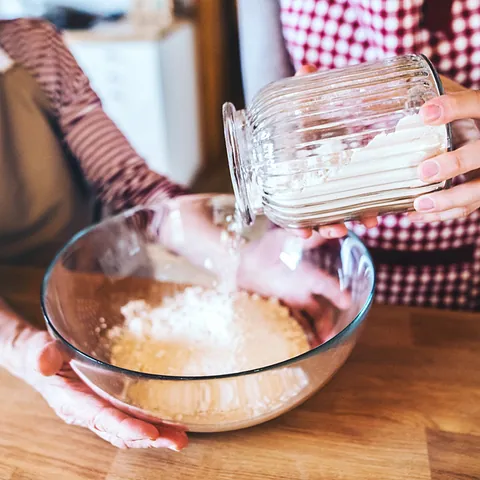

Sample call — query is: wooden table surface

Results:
[0,265,479,480]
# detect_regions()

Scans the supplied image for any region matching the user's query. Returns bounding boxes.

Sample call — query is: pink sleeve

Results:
[3,19,189,213]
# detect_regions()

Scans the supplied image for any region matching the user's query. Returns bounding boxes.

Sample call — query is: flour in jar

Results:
[262,113,448,223]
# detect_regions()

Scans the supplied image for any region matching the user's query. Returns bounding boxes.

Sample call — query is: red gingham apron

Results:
[280,0,480,310]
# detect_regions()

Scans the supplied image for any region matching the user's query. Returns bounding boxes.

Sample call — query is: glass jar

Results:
[223,54,452,229]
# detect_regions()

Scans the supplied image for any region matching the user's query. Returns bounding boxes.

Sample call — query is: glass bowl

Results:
[41,194,375,433]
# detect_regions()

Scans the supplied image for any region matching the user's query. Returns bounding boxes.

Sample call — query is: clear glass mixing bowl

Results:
[41,194,375,433]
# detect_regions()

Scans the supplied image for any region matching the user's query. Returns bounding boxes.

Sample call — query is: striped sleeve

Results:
[0,19,188,213]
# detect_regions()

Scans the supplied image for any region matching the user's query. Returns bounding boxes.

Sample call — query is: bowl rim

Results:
[40,206,376,381]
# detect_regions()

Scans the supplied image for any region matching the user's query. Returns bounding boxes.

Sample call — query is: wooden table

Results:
[0,265,479,480]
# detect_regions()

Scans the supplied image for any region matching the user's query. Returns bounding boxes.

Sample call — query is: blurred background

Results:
[0,0,243,193]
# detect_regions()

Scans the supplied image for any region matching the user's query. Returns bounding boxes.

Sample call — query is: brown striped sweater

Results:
[0,18,188,214]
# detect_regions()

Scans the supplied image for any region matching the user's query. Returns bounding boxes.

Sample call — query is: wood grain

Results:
[195,0,228,171]
[0,265,480,479]
[427,429,480,480]
[193,0,243,179]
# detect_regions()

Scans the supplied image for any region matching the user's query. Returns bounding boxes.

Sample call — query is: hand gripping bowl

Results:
[41,194,375,433]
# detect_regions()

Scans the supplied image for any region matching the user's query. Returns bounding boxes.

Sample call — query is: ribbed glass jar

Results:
[223,54,452,229]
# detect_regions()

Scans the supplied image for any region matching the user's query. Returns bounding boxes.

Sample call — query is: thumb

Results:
[22,329,66,377]
[35,337,66,376]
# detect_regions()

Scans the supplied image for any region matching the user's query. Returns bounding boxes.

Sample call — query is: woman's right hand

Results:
[408,88,480,223]
[155,194,348,344]
[0,299,188,450]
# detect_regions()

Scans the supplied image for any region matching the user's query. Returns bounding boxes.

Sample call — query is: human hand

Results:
[236,226,351,345]
[0,299,188,450]
[438,75,480,150]
[157,194,351,344]
[409,88,480,222]
[237,227,350,310]
[440,75,468,94]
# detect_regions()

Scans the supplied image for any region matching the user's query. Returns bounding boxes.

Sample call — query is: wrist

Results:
[144,182,191,207]
[0,299,41,382]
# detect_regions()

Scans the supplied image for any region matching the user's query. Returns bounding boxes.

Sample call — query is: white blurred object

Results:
[0,0,43,17]
[20,0,47,15]
[129,0,173,30]
[49,1,129,14]
[0,1,130,17]
[65,19,202,186]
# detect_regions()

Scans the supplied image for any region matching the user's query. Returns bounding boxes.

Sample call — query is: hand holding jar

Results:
[282,67,480,234]
[224,55,451,239]
[410,89,480,223]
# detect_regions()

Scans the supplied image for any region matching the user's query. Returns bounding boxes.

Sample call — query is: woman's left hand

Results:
[0,299,188,450]
[410,89,480,222]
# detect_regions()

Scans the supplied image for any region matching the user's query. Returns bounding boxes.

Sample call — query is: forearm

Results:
[12,19,188,213]
[64,107,189,213]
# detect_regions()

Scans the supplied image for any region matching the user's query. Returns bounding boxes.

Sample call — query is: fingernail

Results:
[153,438,183,451]
[419,160,440,179]
[420,104,442,123]
[414,197,435,212]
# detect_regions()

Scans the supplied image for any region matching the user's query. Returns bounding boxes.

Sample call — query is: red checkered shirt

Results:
[280,0,480,310]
